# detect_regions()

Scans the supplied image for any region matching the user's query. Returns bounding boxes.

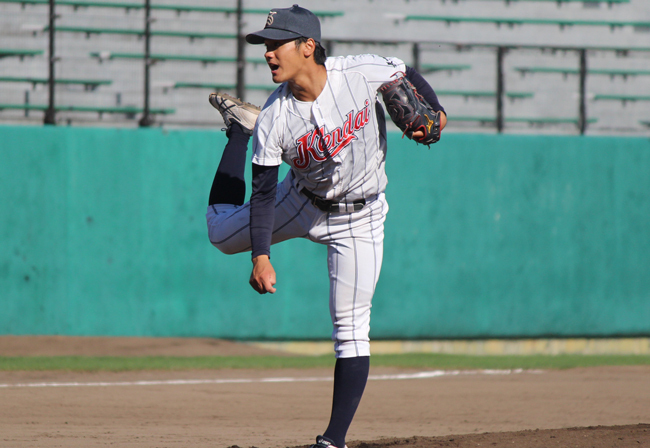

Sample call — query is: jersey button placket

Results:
[312,103,326,128]
[312,104,328,156]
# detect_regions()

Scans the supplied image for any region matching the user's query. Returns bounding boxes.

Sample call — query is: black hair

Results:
[295,37,327,66]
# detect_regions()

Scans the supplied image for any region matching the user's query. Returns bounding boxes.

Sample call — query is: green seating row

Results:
[90,52,236,64]
[171,83,278,91]
[452,116,598,124]
[448,116,497,125]
[0,104,49,111]
[43,26,236,40]
[0,103,174,115]
[424,41,650,54]
[90,52,267,65]
[593,94,650,102]
[245,84,281,91]
[327,39,650,55]
[0,0,145,9]
[0,76,111,89]
[505,117,599,125]
[483,0,628,3]
[437,90,534,99]
[173,82,236,90]
[239,8,342,17]
[0,0,344,16]
[404,15,650,29]
[419,64,472,73]
[0,48,44,59]
[515,67,650,77]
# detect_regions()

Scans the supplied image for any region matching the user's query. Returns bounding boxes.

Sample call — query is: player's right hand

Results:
[250,255,277,294]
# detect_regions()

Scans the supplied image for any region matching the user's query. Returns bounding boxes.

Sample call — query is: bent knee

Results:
[210,239,241,255]
[206,205,250,255]
[207,227,245,255]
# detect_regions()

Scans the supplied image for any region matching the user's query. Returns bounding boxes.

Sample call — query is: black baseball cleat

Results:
[310,435,341,448]
[208,92,261,136]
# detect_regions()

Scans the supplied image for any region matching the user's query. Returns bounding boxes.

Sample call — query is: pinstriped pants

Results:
[206,171,388,358]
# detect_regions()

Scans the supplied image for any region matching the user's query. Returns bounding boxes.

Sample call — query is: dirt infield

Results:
[0,337,649,448]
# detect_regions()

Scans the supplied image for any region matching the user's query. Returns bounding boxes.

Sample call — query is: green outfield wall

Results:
[1,125,649,339]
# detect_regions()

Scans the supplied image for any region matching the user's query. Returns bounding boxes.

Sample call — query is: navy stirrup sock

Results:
[208,122,250,206]
[323,356,370,448]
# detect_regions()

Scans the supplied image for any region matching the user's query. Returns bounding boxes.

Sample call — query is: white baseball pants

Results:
[206,172,387,358]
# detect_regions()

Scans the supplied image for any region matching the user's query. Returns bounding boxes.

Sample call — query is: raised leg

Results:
[208,122,250,206]
[207,92,262,206]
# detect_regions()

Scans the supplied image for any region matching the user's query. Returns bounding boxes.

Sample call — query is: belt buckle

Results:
[312,196,325,211]
[302,187,367,213]
[302,188,323,210]
[312,196,330,212]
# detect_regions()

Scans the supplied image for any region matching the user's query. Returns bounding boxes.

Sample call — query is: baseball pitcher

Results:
[206,5,446,448]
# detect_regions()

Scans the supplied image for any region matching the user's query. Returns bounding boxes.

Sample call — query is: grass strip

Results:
[371,353,650,370]
[0,356,334,372]
[1,354,649,372]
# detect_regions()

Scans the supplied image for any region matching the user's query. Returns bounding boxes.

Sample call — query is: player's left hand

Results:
[379,76,446,146]
[250,255,277,294]
[412,111,446,140]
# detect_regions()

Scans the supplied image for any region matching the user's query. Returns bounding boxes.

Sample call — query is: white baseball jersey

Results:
[251,54,407,202]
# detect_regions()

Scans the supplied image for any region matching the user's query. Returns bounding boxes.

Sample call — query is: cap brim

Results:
[245,28,302,44]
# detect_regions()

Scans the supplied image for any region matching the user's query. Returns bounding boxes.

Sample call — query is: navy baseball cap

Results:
[246,4,321,45]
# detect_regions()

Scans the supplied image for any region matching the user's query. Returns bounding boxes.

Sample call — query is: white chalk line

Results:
[0,369,542,389]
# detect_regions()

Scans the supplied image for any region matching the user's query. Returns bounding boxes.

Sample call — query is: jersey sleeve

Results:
[405,66,446,115]
[251,93,284,167]
[327,54,407,92]
[250,164,279,259]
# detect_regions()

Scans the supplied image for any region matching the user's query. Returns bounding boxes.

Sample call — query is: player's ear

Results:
[302,38,316,59]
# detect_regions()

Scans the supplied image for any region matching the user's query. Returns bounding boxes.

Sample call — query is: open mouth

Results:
[269,63,279,72]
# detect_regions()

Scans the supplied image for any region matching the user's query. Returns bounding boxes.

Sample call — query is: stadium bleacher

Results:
[0,75,111,90]
[0,48,43,59]
[0,0,647,135]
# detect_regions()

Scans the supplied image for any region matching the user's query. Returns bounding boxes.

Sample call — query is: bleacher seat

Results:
[472,0,629,4]
[420,64,472,74]
[515,66,650,80]
[0,0,646,134]
[402,15,648,30]
[0,103,174,116]
[0,76,111,90]
[594,94,650,104]
[90,52,237,65]
[40,25,236,40]
[0,0,344,16]
[0,48,43,59]
[437,90,534,99]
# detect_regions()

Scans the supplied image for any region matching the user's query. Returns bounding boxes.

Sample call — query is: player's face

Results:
[264,38,305,84]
